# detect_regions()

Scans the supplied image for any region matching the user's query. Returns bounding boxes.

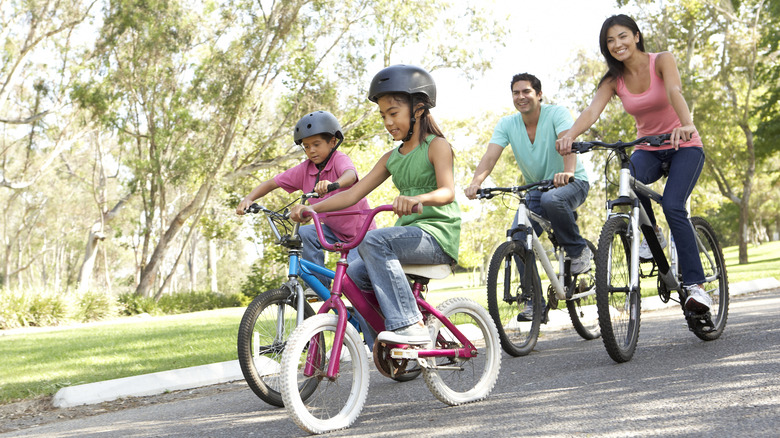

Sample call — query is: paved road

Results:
[4,289,779,437]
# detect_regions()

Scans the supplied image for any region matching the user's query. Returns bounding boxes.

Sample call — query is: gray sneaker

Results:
[684,284,713,313]
[377,323,431,345]
[571,246,593,275]
[639,227,667,260]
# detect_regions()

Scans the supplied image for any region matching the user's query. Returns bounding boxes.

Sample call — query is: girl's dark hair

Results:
[598,14,645,86]
[386,92,445,144]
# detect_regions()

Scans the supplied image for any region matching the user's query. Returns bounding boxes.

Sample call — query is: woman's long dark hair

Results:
[598,14,646,86]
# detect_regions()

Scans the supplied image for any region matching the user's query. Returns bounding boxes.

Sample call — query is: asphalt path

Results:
[4,289,779,438]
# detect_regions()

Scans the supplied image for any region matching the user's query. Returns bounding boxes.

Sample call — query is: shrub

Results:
[240,261,286,299]
[118,292,161,316]
[76,290,117,322]
[0,288,70,328]
[157,290,245,314]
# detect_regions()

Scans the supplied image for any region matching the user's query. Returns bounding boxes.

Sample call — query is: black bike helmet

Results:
[368,65,436,142]
[367,64,437,107]
[293,110,344,146]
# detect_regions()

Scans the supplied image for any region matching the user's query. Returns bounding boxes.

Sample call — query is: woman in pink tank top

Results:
[555,14,711,313]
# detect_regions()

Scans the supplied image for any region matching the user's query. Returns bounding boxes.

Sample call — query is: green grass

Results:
[1,241,777,405]
[0,308,243,404]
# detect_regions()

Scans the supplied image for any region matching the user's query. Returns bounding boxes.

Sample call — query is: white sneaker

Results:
[638,227,667,260]
[684,284,713,313]
[570,246,593,275]
[377,323,431,345]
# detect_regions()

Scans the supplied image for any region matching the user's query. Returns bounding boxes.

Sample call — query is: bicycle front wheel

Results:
[690,217,729,341]
[567,240,601,340]
[281,314,369,434]
[424,297,501,406]
[596,216,641,363]
[237,287,316,407]
[486,241,542,356]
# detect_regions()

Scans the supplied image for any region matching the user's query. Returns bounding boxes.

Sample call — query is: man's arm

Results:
[465,143,504,199]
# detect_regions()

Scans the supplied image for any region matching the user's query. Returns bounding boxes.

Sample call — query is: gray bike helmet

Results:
[367,64,437,107]
[368,65,436,142]
[293,110,344,146]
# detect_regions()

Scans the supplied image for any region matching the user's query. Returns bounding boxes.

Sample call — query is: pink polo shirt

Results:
[274,150,376,242]
[616,52,703,151]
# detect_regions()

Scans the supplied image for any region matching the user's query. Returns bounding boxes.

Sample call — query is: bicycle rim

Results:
[423,297,501,405]
[596,216,641,363]
[690,217,729,340]
[567,240,601,340]
[486,241,541,356]
[280,314,369,434]
[236,288,317,407]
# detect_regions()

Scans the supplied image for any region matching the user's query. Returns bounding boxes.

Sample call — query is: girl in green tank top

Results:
[290,64,460,345]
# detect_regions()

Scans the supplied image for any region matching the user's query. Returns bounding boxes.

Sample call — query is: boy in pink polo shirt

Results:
[236,110,375,289]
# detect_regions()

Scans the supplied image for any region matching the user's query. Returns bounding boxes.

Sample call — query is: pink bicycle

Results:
[279,205,501,434]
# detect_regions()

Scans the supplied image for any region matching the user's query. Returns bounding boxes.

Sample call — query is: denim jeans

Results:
[630,147,705,286]
[510,178,590,306]
[346,226,453,331]
[298,224,359,288]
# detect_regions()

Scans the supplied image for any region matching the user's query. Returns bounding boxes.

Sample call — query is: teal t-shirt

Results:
[489,104,588,183]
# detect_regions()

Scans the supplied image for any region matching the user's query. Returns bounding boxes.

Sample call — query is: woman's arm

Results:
[656,51,697,149]
[556,79,616,155]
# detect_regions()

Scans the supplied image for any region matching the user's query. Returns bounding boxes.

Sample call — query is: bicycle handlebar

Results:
[570,133,672,154]
[476,177,574,200]
[302,204,418,253]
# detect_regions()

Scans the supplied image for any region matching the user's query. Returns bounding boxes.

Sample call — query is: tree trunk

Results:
[77,222,105,293]
[208,238,218,293]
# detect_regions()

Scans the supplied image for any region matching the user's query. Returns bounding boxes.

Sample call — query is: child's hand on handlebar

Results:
[393,195,422,217]
[314,180,333,196]
[464,183,481,200]
[236,197,254,215]
[290,204,314,223]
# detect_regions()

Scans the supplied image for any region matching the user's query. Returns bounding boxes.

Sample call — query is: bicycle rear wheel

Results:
[486,241,542,356]
[596,216,641,363]
[236,287,317,407]
[423,297,501,406]
[567,240,601,340]
[689,217,729,341]
[281,314,369,434]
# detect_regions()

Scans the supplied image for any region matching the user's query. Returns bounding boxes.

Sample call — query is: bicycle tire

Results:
[596,216,641,363]
[486,241,542,356]
[423,297,501,406]
[280,314,369,434]
[567,240,601,340]
[689,217,729,341]
[236,287,317,407]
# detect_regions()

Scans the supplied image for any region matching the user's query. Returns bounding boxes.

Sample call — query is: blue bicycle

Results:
[236,193,419,407]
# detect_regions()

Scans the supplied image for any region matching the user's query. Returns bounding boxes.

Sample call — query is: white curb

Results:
[52,360,243,408]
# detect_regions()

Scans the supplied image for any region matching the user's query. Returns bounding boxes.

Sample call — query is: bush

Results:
[0,288,70,328]
[240,261,286,299]
[158,290,246,314]
[76,290,117,322]
[118,292,161,316]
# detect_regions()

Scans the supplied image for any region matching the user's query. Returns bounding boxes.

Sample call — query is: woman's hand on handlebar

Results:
[393,195,423,217]
[670,124,696,150]
[556,135,575,156]
[290,204,314,223]
[464,183,481,200]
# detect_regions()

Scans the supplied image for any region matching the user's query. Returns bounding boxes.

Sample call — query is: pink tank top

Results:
[616,53,702,151]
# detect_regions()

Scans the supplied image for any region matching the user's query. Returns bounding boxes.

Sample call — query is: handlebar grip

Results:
[326,182,340,193]
[246,203,261,214]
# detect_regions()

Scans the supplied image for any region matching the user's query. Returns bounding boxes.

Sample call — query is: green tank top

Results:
[385,134,461,263]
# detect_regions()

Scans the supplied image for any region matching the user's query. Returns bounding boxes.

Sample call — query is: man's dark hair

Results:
[510,73,543,102]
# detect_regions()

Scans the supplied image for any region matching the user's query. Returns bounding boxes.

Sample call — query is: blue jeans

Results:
[298,224,359,288]
[510,179,590,306]
[630,147,705,286]
[346,226,453,331]
[512,178,590,257]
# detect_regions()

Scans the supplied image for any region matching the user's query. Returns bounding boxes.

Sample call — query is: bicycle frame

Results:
[301,206,479,379]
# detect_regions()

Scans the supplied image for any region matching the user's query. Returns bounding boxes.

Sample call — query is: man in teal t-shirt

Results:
[465,73,591,320]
